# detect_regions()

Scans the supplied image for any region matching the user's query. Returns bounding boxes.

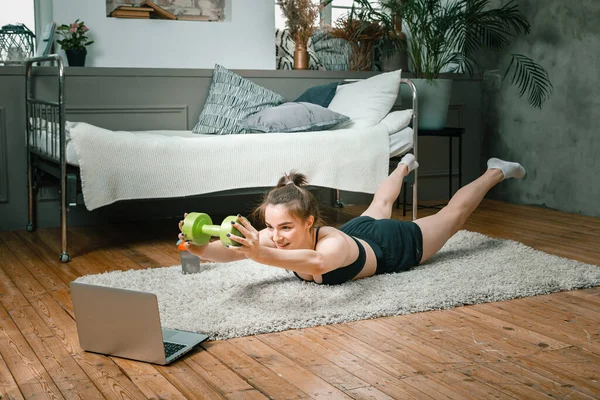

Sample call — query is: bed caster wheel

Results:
[59,253,71,263]
[181,213,245,247]
[26,223,35,232]
[335,200,346,208]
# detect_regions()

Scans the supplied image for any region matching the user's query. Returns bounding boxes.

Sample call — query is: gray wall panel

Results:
[0,107,7,203]
[66,105,189,131]
[0,70,27,229]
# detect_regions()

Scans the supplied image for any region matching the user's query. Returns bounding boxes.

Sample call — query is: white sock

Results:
[487,157,526,180]
[400,153,419,173]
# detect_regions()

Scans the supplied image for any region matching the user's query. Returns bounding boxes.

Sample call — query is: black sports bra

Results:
[293,227,367,285]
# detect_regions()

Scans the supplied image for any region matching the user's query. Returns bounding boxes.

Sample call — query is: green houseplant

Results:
[389,0,552,128]
[347,0,408,71]
[56,19,94,66]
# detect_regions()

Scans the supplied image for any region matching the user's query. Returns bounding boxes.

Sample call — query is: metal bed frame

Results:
[401,78,419,221]
[24,55,419,262]
[25,54,74,262]
[336,78,419,221]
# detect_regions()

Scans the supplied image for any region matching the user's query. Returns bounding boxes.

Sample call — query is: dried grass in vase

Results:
[277,0,326,46]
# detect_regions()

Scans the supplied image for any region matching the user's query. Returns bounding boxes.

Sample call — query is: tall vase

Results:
[293,42,308,70]
[65,48,87,67]
[382,13,409,72]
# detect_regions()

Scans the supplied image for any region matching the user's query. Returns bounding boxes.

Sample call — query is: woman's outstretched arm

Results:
[178,217,280,263]
[182,239,247,263]
[227,218,348,276]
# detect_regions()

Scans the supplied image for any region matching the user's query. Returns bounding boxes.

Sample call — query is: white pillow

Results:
[378,109,413,135]
[328,69,402,129]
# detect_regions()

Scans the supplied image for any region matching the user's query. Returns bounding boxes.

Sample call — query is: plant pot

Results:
[293,43,308,70]
[65,48,87,67]
[380,52,408,72]
[403,78,453,130]
[381,18,409,72]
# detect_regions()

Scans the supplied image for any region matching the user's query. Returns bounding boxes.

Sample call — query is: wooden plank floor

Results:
[0,199,599,399]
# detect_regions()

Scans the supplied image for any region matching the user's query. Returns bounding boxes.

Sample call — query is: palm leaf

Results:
[394,0,552,106]
[503,54,552,108]
[447,52,474,76]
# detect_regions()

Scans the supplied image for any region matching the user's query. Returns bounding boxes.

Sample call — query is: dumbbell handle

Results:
[201,224,223,237]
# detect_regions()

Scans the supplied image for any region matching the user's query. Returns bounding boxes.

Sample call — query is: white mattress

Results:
[389,127,414,158]
[31,126,414,167]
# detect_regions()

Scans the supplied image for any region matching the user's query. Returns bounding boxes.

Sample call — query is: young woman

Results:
[178,154,525,285]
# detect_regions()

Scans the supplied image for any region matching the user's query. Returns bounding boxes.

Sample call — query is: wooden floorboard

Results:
[0,199,598,399]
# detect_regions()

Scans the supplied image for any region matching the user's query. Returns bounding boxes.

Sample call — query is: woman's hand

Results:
[178,213,207,255]
[226,216,263,260]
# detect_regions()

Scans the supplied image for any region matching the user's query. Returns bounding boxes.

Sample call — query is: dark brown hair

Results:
[252,170,325,228]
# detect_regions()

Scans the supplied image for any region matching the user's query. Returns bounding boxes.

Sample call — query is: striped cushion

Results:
[192,64,286,134]
[311,30,351,71]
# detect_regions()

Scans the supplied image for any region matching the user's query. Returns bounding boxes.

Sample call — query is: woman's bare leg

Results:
[414,158,525,263]
[362,154,418,220]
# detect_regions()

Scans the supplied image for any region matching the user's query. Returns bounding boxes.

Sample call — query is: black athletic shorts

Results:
[338,216,423,275]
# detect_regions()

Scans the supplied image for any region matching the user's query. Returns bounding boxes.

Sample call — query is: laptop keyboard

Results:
[164,341,186,358]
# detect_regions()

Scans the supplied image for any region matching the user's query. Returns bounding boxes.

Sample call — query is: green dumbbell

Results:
[181,213,244,247]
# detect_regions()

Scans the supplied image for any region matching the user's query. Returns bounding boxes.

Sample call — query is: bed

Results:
[25,55,419,262]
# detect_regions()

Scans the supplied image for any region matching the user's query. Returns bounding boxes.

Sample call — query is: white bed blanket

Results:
[69,122,392,211]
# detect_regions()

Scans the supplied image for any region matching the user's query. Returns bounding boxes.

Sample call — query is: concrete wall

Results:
[482,0,600,217]
[51,0,275,69]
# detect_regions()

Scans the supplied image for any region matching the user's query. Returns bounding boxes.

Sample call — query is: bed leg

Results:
[412,170,418,221]
[334,189,345,208]
[58,186,71,263]
[59,172,71,262]
[59,205,70,263]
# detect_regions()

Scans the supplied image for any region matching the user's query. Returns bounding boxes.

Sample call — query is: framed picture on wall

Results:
[106,0,224,21]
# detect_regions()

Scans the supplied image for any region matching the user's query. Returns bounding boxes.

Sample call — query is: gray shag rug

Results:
[75,230,600,341]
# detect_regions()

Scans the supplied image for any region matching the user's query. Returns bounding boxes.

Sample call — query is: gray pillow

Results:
[192,64,286,134]
[241,102,349,133]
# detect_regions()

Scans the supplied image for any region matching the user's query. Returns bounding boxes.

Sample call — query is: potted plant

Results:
[341,0,408,72]
[56,19,94,67]
[377,0,409,72]
[277,0,330,70]
[391,0,552,129]
[327,2,385,71]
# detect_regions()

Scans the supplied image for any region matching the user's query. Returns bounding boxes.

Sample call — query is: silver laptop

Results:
[70,282,208,365]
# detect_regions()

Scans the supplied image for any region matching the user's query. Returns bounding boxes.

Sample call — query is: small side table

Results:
[419,127,465,199]
[393,127,465,215]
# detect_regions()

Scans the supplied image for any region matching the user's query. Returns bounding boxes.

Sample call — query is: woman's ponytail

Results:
[253,170,324,228]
